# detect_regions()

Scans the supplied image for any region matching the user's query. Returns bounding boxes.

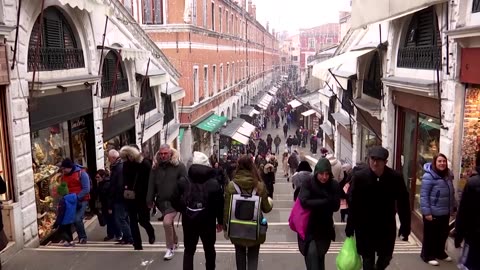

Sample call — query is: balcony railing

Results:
[27,47,85,72]
[101,78,129,98]
[397,45,441,70]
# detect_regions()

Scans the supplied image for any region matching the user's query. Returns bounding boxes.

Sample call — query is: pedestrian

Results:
[310,135,317,154]
[282,150,289,177]
[120,145,156,250]
[339,163,355,223]
[291,161,312,201]
[419,153,456,266]
[175,152,224,270]
[257,138,268,157]
[281,110,285,122]
[286,135,294,153]
[223,155,273,270]
[275,114,280,129]
[274,135,282,155]
[455,151,480,270]
[266,134,273,152]
[60,158,91,244]
[107,150,133,245]
[95,169,121,241]
[262,162,276,198]
[297,158,340,270]
[283,123,288,139]
[288,151,300,181]
[147,144,187,260]
[345,146,411,270]
[52,182,77,247]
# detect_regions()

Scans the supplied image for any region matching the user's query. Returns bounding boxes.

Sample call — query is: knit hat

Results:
[192,151,211,167]
[296,161,313,173]
[57,182,69,196]
[60,158,74,168]
[314,158,333,179]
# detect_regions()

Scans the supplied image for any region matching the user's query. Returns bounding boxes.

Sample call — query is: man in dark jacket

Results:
[274,135,282,155]
[283,123,288,138]
[257,138,268,157]
[346,146,410,270]
[120,145,155,250]
[147,144,187,260]
[455,152,480,270]
[107,150,133,245]
[175,152,224,270]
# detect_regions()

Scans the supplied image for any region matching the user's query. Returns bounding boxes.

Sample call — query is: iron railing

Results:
[101,78,129,98]
[397,45,441,70]
[28,47,85,72]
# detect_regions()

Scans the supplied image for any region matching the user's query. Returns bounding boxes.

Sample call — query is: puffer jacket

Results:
[420,163,456,216]
[292,171,312,201]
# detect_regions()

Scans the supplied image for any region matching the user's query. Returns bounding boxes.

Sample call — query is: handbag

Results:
[123,173,138,200]
[288,198,311,240]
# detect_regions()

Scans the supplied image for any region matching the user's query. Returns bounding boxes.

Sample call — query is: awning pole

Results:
[30,0,46,93]
[138,58,151,144]
[95,15,109,96]
[10,0,22,70]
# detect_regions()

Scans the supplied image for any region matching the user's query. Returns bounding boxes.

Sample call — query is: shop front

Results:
[142,131,162,160]
[29,89,96,242]
[194,114,228,154]
[219,118,255,155]
[393,90,441,238]
[356,108,382,163]
[301,109,321,131]
[320,121,335,153]
[331,112,353,163]
[103,108,136,166]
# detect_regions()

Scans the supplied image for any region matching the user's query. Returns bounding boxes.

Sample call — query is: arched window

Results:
[27,7,84,71]
[397,7,441,70]
[101,51,129,98]
[363,51,382,99]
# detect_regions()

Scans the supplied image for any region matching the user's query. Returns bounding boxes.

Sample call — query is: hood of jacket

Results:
[314,158,334,180]
[119,145,143,163]
[263,163,275,174]
[152,148,181,169]
[64,193,78,205]
[423,162,451,180]
[188,164,215,183]
[233,169,257,190]
[297,161,312,172]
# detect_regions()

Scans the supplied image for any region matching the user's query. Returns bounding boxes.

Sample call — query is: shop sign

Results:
[0,44,10,85]
[71,117,87,132]
[460,48,480,84]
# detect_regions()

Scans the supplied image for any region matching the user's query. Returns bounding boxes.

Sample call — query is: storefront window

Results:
[0,101,11,200]
[141,132,161,161]
[31,122,70,240]
[104,129,135,168]
[414,114,441,214]
[360,126,381,162]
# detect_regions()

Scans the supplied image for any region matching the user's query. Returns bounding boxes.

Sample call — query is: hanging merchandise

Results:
[460,88,480,194]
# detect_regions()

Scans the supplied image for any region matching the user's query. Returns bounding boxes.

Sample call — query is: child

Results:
[95,169,121,241]
[53,182,77,247]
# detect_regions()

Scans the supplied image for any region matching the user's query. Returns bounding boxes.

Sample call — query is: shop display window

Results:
[31,122,70,240]
[360,127,381,162]
[103,130,134,168]
[414,114,441,214]
[0,102,11,201]
[460,88,480,194]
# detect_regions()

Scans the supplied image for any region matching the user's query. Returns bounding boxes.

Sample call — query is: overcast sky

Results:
[255,0,351,34]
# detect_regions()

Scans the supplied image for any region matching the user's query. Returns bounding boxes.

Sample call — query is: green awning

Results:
[178,128,185,143]
[196,114,228,133]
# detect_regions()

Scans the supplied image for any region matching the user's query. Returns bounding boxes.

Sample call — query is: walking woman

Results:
[282,150,289,177]
[224,155,273,270]
[420,153,456,266]
[291,161,312,201]
[297,158,340,270]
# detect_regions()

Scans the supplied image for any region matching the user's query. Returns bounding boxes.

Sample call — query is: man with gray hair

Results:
[147,144,187,260]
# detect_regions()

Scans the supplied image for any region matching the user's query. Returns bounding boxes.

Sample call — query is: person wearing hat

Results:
[60,158,91,244]
[53,182,77,247]
[345,146,411,270]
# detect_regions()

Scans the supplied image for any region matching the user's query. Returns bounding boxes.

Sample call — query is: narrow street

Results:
[2,123,458,270]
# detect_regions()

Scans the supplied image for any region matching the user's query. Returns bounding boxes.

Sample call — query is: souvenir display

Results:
[460,88,480,192]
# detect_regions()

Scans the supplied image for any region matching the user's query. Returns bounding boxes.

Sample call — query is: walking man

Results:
[346,146,410,270]
[283,123,288,139]
[274,135,282,155]
[147,144,187,260]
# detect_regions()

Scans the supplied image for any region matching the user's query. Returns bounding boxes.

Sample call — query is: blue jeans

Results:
[114,202,132,241]
[75,201,88,240]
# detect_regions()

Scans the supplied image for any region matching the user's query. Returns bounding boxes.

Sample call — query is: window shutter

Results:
[154,0,162,24]
[44,18,64,48]
[63,23,76,48]
[144,0,153,24]
[163,93,174,124]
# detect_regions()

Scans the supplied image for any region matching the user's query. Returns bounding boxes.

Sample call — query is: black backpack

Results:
[182,177,209,220]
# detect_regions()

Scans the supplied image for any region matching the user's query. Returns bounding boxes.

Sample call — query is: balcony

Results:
[397,45,441,70]
[101,78,129,98]
[28,47,85,72]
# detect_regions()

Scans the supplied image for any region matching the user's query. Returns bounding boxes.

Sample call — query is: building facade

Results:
[0,0,182,258]
[119,0,280,160]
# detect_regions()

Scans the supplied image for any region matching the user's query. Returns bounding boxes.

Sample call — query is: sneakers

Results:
[63,241,75,247]
[78,238,87,244]
[443,257,453,262]
[149,235,156,245]
[428,260,440,266]
[164,249,174,260]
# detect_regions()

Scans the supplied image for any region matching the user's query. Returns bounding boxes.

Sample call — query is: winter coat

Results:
[175,164,224,226]
[455,168,480,245]
[420,163,456,217]
[108,158,125,208]
[224,169,273,247]
[258,140,268,156]
[54,194,78,227]
[121,146,152,207]
[288,153,299,169]
[292,171,312,201]
[298,158,340,242]
[286,137,294,147]
[97,178,111,212]
[283,124,288,133]
[266,136,273,148]
[262,163,276,197]
[326,154,343,182]
[274,136,281,146]
[347,166,411,256]
[147,148,187,213]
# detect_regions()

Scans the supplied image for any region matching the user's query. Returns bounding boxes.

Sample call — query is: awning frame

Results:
[301,109,317,117]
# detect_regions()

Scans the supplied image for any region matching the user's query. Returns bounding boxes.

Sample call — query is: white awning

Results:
[318,87,334,106]
[137,68,169,87]
[58,0,112,15]
[107,46,151,61]
[288,99,302,109]
[351,0,446,29]
[320,123,334,138]
[268,87,278,96]
[232,132,250,145]
[312,48,375,81]
[237,122,256,137]
[301,109,317,117]
[252,109,260,115]
[258,103,268,110]
[161,85,185,101]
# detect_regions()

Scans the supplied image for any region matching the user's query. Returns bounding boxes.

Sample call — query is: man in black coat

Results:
[346,146,410,270]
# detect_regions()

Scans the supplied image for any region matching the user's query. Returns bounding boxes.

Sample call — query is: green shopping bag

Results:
[336,237,362,270]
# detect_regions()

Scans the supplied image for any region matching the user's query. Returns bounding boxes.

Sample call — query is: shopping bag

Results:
[336,237,362,270]
[288,198,310,240]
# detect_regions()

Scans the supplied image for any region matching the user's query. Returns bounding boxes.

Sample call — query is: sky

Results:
[255,0,351,34]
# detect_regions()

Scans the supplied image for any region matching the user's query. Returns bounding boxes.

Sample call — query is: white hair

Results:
[108,149,120,159]
[159,144,171,151]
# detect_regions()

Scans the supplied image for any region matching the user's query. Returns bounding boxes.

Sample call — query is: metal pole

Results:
[10,0,22,70]
[30,0,46,92]
[95,16,109,96]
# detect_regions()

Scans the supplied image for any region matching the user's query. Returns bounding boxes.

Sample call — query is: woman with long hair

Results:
[223,155,273,270]
[282,150,289,177]
[420,153,456,266]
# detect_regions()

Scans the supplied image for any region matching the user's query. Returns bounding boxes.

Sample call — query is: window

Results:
[123,0,134,15]
[232,62,235,84]
[193,67,199,103]
[308,38,315,49]
[227,63,230,87]
[363,52,382,99]
[473,0,480,13]
[211,2,215,31]
[328,96,336,125]
[203,0,207,28]
[139,79,156,114]
[220,64,224,90]
[341,80,354,115]
[397,7,441,70]
[143,0,164,24]
[101,51,129,98]
[231,13,234,34]
[219,7,222,32]
[192,0,198,25]
[213,65,217,95]
[225,10,229,33]
[203,66,209,99]
[28,7,84,71]
[162,93,175,124]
